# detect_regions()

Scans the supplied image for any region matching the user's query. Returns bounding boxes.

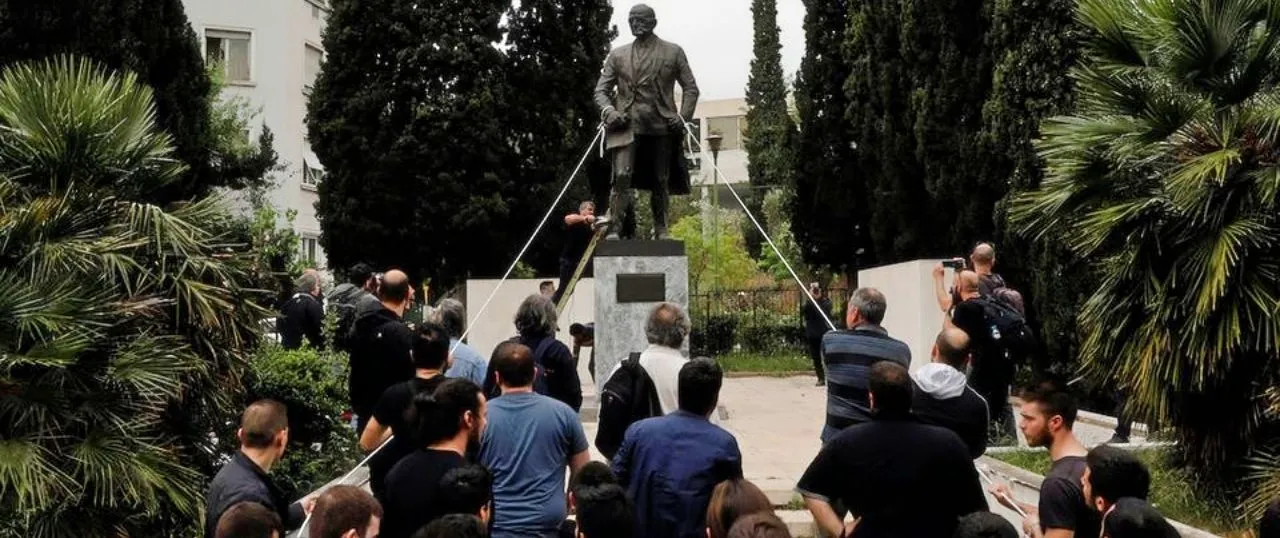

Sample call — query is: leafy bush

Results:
[691,314,738,357]
[739,324,805,354]
[243,343,359,502]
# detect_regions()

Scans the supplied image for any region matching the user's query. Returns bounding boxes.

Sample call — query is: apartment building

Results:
[181,0,330,267]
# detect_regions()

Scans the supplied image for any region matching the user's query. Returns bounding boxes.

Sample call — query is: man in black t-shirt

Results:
[552,201,598,305]
[360,323,453,501]
[946,269,1016,440]
[797,362,987,538]
[990,381,1098,538]
[382,378,487,538]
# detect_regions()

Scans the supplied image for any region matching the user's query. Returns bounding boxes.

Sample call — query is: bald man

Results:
[911,328,990,458]
[969,243,1008,297]
[348,269,416,433]
[948,269,1017,441]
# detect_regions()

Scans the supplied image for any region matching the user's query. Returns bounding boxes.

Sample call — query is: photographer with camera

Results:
[933,248,1033,442]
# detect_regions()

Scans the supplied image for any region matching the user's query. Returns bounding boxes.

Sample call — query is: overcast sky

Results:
[606,0,807,100]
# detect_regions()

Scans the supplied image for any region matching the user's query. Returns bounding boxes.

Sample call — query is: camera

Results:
[941,258,966,270]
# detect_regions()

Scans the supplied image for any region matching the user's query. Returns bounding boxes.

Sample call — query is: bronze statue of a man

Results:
[593,3,699,240]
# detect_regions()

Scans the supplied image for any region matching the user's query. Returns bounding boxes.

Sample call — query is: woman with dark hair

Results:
[706,479,775,538]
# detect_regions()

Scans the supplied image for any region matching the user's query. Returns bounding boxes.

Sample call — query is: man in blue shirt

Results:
[612,357,743,538]
[433,298,487,386]
[820,287,911,443]
[480,341,591,538]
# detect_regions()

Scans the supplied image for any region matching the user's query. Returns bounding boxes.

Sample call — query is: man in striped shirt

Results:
[820,287,911,443]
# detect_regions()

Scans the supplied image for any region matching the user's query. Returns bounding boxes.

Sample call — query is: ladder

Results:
[555,226,609,315]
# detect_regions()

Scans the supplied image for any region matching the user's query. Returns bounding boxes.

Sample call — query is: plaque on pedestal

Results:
[592,239,689,390]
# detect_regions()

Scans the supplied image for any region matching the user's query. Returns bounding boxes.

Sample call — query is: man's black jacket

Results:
[349,307,414,422]
[278,293,324,350]
[204,451,302,537]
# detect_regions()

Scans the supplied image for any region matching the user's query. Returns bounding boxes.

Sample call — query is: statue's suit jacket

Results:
[594,36,699,195]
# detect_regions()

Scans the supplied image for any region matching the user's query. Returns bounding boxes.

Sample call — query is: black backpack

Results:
[483,336,555,401]
[595,352,662,460]
[971,296,1036,358]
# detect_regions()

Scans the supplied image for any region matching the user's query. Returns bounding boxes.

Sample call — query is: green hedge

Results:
[690,314,808,356]
[245,343,359,502]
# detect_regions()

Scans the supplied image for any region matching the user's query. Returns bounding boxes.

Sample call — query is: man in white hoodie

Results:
[911,328,990,458]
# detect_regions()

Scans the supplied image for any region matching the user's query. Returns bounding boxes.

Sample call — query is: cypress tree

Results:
[979,0,1080,370]
[504,0,615,275]
[308,0,512,290]
[743,0,798,258]
[0,0,271,203]
[791,0,872,275]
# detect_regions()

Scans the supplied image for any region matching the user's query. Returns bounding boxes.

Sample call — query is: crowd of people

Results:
[229,252,1198,538]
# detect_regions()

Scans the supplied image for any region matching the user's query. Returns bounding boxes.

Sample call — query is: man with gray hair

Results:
[278,271,325,350]
[819,288,910,443]
[607,302,694,416]
[484,294,582,411]
[433,298,487,386]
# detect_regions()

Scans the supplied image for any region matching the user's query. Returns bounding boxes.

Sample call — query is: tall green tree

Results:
[0,56,266,537]
[504,0,615,276]
[791,0,872,276]
[308,0,512,290]
[843,0,992,261]
[979,0,1081,372]
[744,0,798,257]
[1011,0,1280,480]
[0,0,272,203]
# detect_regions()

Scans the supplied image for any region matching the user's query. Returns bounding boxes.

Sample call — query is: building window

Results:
[300,237,318,265]
[206,29,252,82]
[304,44,324,92]
[706,116,744,151]
[303,151,325,186]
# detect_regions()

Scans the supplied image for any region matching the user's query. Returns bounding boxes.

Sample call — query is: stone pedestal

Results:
[592,240,689,391]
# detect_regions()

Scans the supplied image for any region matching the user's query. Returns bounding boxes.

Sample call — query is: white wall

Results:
[462,278,596,364]
[857,260,952,372]
[182,0,328,267]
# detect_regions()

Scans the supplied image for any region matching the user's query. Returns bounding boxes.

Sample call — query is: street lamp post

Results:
[706,133,723,283]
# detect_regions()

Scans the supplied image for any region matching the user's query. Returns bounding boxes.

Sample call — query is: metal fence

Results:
[688,287,847,356]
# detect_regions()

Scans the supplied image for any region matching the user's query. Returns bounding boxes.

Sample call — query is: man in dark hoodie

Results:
[911,328,990,459]
[349,269,416,434]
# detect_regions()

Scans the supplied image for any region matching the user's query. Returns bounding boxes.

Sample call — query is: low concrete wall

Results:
[980,456,1222,537]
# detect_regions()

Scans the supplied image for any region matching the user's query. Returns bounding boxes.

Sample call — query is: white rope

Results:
[682,122,838,332]
[976,464,1032,534]
[297,434,393,534]
[451,124,605,355]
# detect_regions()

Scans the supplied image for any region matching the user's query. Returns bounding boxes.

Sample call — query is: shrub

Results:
[242,343,359,502]
[691,314,738,357]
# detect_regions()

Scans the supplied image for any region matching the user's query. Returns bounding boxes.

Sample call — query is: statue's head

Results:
[629,4,657,37]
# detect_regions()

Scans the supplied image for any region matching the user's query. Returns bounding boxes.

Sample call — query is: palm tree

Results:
[1010,0,1280,480]
[0,56,268,536]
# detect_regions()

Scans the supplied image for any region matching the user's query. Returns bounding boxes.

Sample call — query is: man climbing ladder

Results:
[555,215,609,314]
[552,200,602,309]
